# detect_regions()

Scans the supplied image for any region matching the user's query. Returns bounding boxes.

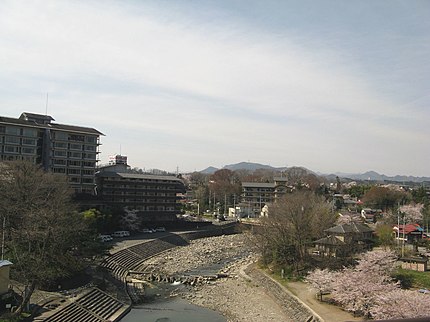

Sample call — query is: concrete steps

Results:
[42,288,129,322]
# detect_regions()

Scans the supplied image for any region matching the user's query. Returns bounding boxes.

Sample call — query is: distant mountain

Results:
[200,166,219,174]
[334,171,430,183]
[223,162,287,172]
[199,163,430,183]
[200,162,289,174]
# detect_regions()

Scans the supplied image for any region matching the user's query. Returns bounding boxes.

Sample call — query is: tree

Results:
[362,186,407,211]
[375,224,395,249]
[209,169,241,213]
[400,203,424,224]
[370,289,430,319]
[307,249,399,318]
[305,268,338,301]
[255,191,336,273]
[0,161,95,315]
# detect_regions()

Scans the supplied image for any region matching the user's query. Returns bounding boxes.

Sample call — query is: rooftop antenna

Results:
[45,93,49,115]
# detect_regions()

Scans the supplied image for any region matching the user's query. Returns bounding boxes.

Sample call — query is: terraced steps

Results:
[42,288,129,322]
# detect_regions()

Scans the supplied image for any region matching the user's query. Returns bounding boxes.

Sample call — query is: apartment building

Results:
[96,156,185,221]
[240,177,291,216]
[0,112,103,194]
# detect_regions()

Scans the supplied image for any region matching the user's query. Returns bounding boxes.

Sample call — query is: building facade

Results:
[240,177,292,216]
[96,157,185,221]
[0,112,103,194]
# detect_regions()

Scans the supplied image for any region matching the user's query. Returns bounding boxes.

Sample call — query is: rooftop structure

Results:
[0,112,103,194]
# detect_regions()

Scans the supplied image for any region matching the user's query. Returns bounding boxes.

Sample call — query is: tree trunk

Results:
[14,280,36,316]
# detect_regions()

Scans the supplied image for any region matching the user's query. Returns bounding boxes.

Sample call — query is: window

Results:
[53,168,66,174]
[53,159,66,165]
[23,128,37,137]
[68,160,81,167]
[83,161,95,167]
[54,142,67,149]
[69,152,82,159]
[5,136,20,144]
[84,153,96,160]
[68,169,81,175]
[54,131,68,141]
[84,145,96,151]
[4,146,19,153]
[0,126,5,133]
[22,147,35,155]
[5,126,20,135]
[54,150,67,157]
[82,169,94,176]
[22,138,36,146]
[85,136,97,143]
[70,143,82,150]
[69,134,84,142]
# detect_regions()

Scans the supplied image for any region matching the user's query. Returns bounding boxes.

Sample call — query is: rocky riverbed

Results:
[141,233,291,322]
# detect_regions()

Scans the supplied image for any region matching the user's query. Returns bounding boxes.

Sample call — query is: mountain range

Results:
[200,162,430,183]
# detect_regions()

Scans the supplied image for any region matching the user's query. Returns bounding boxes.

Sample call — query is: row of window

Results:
[0,126,38,137]
[52,159,96,167]
[103,177,179,184]
[1,136,37,146]
[104,203,177,211]
[68,177,95,184]
[102,181,180,188]
[103,191,177,197]
[53,150,97,159]
[0,155,36,162]
[2,145,36,155]
[53,132,98,143]
[54,142,97,151]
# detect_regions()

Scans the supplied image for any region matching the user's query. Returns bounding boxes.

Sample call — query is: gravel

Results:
[141,233,291,322]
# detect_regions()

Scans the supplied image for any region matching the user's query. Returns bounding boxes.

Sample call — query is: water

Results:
[121,299,226,322]
[120,280,226,322]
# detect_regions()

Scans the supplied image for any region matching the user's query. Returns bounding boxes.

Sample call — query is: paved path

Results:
[286,281,362,322]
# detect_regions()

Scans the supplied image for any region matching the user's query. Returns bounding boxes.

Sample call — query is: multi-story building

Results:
[0,112,103,194]
[96,156,185,221]
[240,177,292,216]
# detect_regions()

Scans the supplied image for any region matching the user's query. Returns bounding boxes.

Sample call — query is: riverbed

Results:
[121,233,291,322]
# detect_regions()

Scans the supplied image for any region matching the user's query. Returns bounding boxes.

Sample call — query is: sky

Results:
[1,0,429,176]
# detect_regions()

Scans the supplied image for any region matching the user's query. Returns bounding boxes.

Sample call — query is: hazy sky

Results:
[1,0,429,176]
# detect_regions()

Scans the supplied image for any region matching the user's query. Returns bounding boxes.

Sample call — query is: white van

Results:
[113,231,130,238]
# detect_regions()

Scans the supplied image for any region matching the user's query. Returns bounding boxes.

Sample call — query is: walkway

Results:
[286,281,362,322]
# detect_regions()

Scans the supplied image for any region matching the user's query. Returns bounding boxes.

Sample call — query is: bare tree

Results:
[255,191,336,273]
[0,161,93,315]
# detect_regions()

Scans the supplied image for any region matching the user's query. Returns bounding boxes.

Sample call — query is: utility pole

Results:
[1,216,5,260]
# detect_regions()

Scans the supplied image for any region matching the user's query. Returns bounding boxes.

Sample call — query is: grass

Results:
[395,268,430,289]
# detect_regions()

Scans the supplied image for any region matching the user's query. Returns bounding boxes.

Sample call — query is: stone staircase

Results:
[39,288,129,322]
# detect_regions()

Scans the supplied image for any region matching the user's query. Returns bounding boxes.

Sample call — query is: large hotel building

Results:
[0,112,103,194]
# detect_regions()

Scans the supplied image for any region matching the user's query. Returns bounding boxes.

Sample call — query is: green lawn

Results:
[395,268,430,289]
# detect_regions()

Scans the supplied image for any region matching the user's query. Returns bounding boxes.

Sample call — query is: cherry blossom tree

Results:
[371,289,430,319]
[305,268,338,301]
[401,203,424,224]
[331,267,399,317]
[306,249,400,318]
[121,209,140,231]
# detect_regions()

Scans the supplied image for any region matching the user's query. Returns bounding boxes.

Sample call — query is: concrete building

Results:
[0,260,12,295]
[0,112,103,194]
[240,177,291,216]
[96,155,185,221]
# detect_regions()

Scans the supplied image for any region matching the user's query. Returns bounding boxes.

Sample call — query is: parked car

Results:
[112,231,130,238]
[99,234,113,242]
[155,227,166,232]
[141,228,153,234]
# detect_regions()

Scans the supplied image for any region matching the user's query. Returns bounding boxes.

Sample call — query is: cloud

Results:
[0,0,428,175]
